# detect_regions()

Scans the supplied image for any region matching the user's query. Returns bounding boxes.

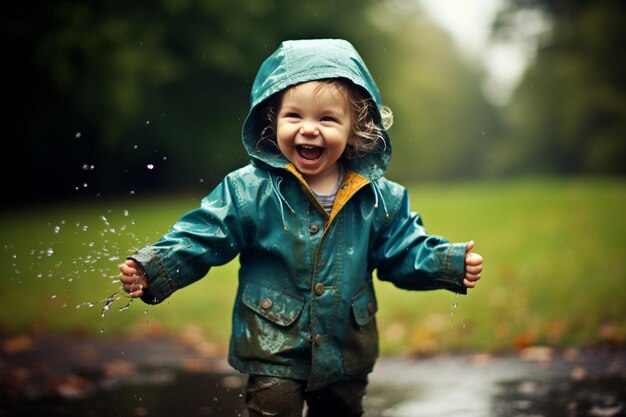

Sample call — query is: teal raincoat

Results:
[131,39,468,390]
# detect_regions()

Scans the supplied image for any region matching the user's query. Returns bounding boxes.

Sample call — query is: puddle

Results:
[3,370,624,417]
[1,371,248,417]
[1,340,624,417]
[492,376,625,417]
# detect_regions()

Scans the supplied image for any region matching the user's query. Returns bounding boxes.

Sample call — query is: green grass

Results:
[1,178,625,356]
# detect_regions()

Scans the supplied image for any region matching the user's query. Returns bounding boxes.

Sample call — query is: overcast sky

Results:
[417,0,546,105]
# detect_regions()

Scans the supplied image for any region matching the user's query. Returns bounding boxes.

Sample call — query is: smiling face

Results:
[276,81,353,192]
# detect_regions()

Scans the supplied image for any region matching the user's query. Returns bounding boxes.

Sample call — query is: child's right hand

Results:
[119,259,148,298]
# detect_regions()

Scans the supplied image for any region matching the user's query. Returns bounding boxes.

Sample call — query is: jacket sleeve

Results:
[370,185,467,294]
[130,174,248,304]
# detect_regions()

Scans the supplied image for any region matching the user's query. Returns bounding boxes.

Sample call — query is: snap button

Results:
[368,302,375,315]
[314,283,325,296]
[341,183,348,190]
[261,298,273,310]
[308,224,319,234]
[314,334,322,346]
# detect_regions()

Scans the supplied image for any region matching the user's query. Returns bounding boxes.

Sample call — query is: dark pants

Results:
[245,375,368,417]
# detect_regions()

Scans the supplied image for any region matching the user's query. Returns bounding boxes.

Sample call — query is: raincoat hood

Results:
[242,39,392,181]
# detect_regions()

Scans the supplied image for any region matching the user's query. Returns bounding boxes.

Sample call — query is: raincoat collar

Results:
[242,39,392,182]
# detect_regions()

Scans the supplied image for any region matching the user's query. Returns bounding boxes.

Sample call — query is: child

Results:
[119,38,483,417]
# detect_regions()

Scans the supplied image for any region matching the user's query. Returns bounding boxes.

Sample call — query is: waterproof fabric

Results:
[131,39,468,391]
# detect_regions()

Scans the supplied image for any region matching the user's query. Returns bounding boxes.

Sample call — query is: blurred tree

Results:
[1,0,498,204]
[492,0,626,175]
[365,1,501,182]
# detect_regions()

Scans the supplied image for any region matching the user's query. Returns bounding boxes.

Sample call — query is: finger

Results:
[466,254,483,266]
[120,274,140,284]
[465,264,483,274]
[123,282,142,291]
[129,289,144,298]
[119,264,137,276]
[120,260,135,271]
[465,272,481,281]
[463,278,477,288]
[465,240,475,254]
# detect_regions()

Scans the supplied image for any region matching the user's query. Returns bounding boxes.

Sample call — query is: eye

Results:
[284,112,301,119]
[321,116,338,123]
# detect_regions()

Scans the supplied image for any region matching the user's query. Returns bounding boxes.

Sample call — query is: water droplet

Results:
[117,298,135,311]
[101,294,118,317]
[53,226,61,234]
[51,295,57,299]
[130,190,135,195]
[123,210,129,217]
[449,293,459,323]
[145,120,150,125]
[46,248,54,256]
[146,163,154,170]
[75,132,82,139]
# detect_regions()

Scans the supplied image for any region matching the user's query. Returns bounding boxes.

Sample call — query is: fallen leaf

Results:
[3,335,33,353]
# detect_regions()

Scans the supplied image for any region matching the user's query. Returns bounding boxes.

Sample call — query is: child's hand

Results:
[119,259,148,298]
[463,241,483,288]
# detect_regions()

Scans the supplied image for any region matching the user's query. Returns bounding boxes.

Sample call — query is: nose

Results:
[299,122,320,137]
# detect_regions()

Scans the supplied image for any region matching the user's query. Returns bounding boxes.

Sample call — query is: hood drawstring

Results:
[269,172,295,231]
[371,181,389,218]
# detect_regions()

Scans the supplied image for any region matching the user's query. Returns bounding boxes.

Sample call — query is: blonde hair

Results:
[258,79,392,158]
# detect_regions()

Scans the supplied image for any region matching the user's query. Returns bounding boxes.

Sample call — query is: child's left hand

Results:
[463,241,483,288]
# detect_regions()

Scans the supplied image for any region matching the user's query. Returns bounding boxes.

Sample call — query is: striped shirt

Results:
[311,165,346,213]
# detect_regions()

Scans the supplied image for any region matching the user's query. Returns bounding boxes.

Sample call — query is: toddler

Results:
[120,38,483,417]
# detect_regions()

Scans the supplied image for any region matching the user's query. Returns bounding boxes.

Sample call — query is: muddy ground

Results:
[1,334,624,417]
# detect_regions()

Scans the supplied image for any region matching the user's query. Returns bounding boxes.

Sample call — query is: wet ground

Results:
[1,334,624,417]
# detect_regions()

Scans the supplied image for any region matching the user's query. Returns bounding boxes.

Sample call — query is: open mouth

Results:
[297,145,324,161]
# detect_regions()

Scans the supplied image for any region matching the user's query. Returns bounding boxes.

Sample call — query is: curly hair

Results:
[257,78,392,158]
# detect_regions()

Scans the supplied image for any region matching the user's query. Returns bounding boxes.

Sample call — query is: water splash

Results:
[117,297,134,312]
[448,293,459,323]
[75,291,136,317]
[100,293,118,317]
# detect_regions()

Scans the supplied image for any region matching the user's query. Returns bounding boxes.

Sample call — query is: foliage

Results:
[3,0,623,204]
[2,0,497,204]
[493,0,626,175]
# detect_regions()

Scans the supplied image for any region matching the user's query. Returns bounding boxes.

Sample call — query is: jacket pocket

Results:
[242,284,305,327]
[237,284,306,360]
[343,286,379,375]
